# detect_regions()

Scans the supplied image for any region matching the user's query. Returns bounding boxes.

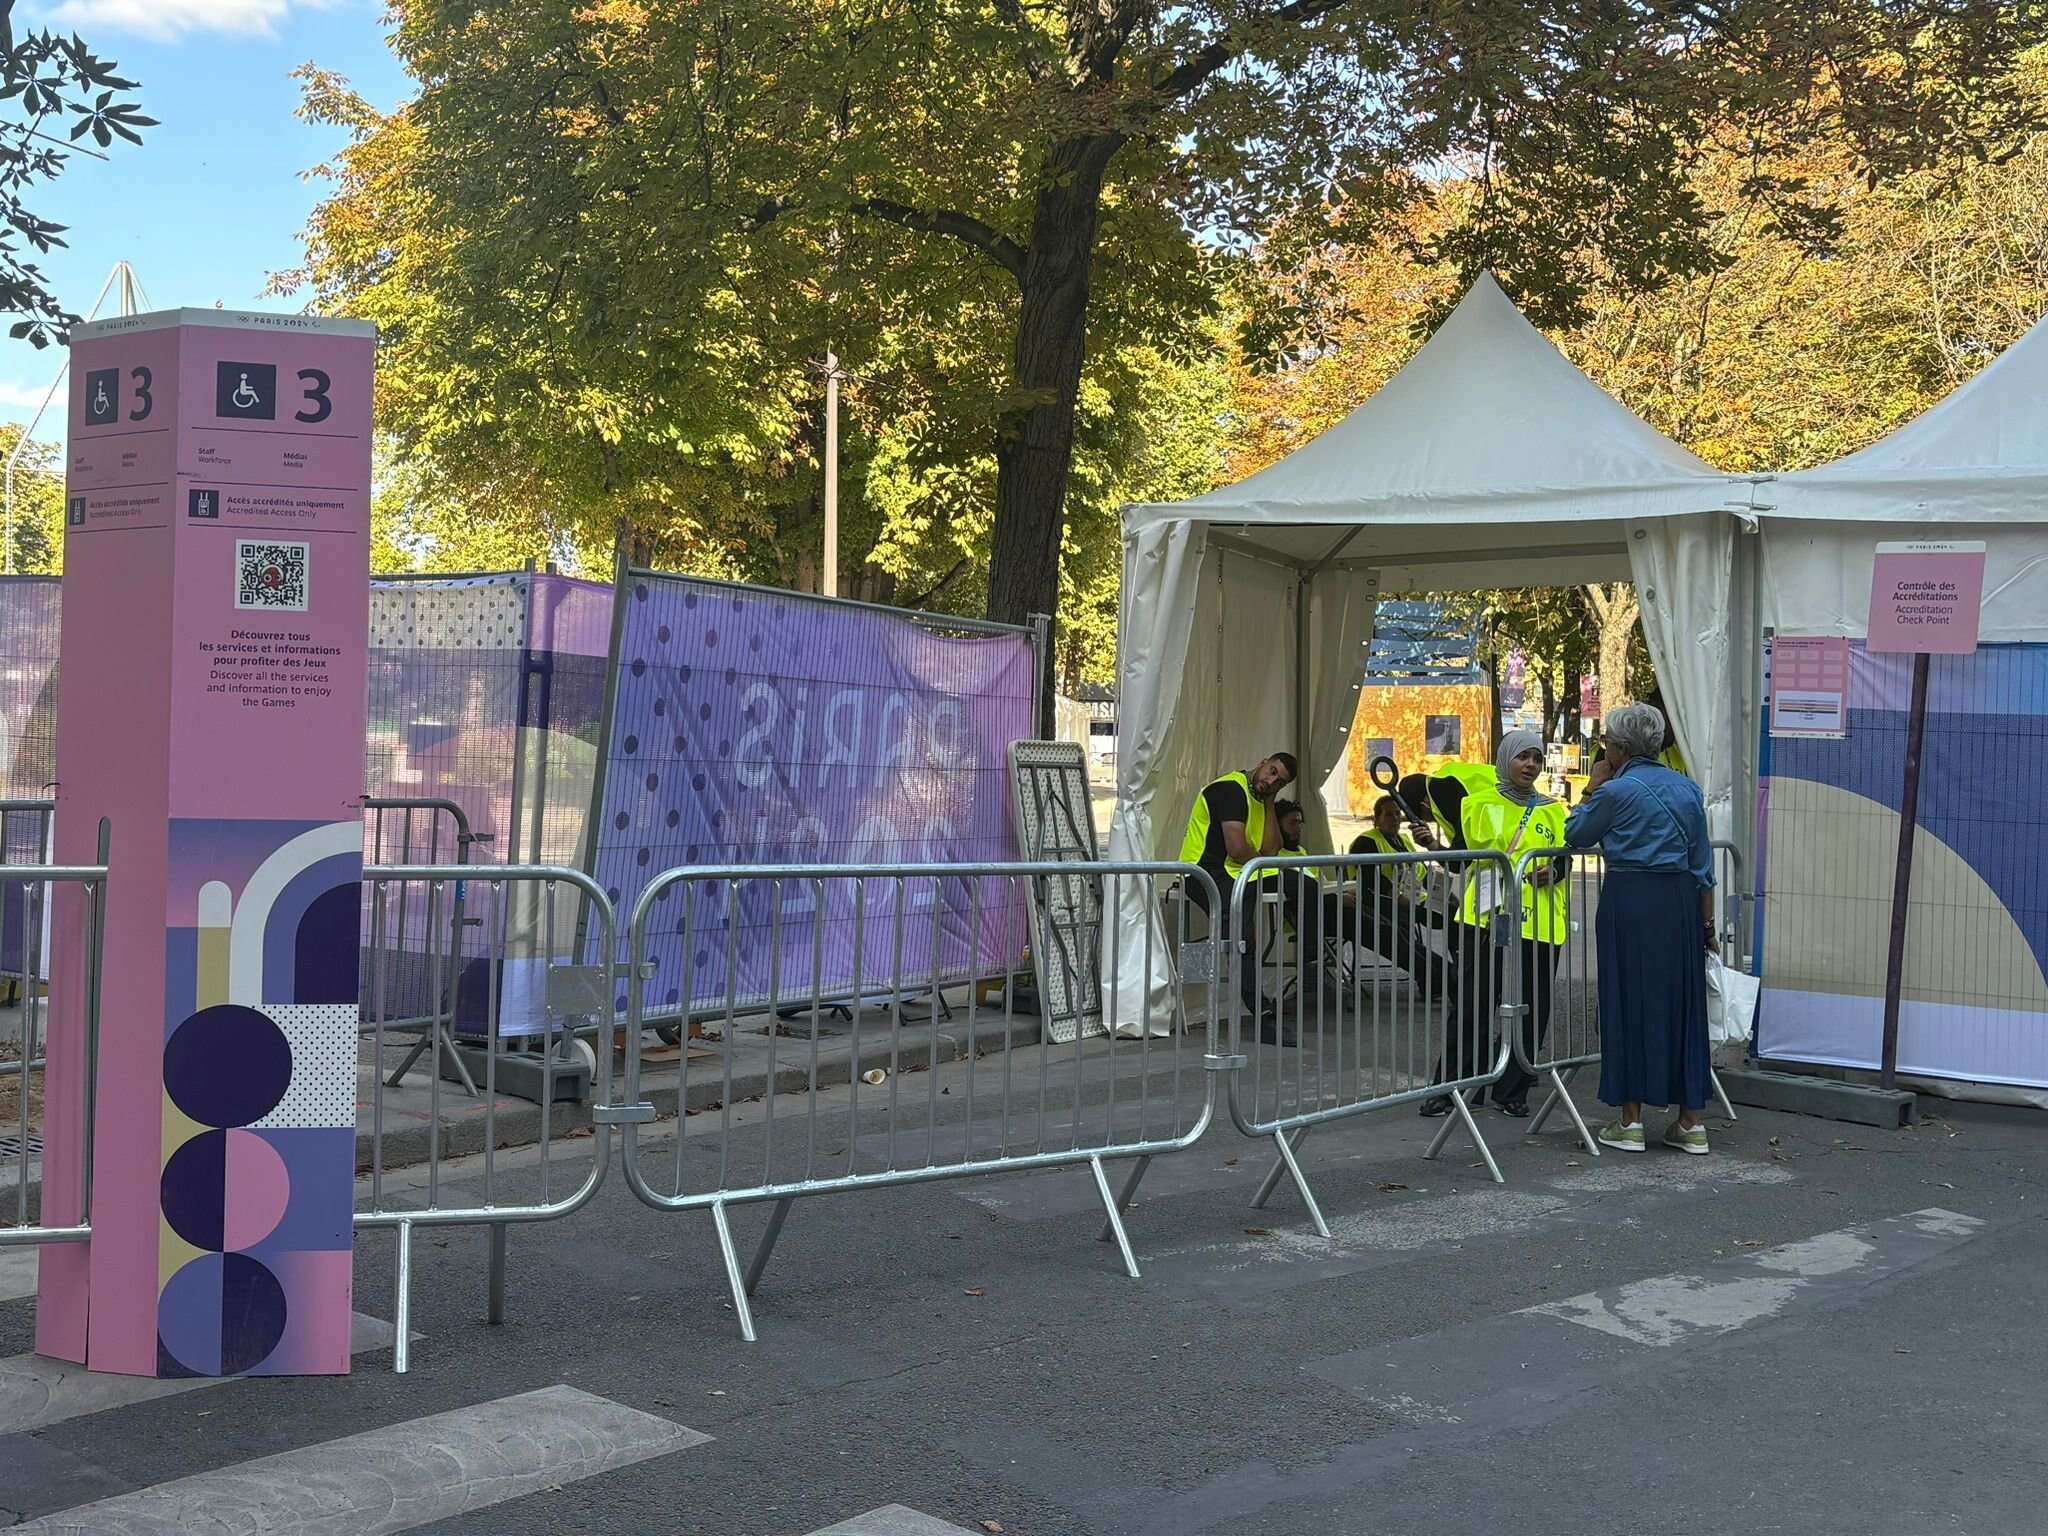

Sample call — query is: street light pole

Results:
[822,350,840,597]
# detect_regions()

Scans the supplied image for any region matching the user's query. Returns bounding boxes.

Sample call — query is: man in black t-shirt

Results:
[1179,753,1334,1044]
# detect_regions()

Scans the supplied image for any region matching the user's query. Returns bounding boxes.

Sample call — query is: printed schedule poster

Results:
[1770,635,1850,739]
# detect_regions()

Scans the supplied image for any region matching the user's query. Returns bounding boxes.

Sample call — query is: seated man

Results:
[1276,798,1351,929]
[1342,794,1453,996]
[1177,752,1321,1045]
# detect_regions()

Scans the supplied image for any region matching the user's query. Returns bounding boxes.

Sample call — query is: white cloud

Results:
[0,380,59,413]
[43,0,334,42]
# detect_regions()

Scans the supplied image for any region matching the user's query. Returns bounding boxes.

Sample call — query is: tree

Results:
[302,0,2041,731]
[0,4,152,344]
[1582,585,1641,711]
[0,422,61,572]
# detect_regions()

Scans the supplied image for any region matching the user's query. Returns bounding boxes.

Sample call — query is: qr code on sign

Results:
[235,540,309,611]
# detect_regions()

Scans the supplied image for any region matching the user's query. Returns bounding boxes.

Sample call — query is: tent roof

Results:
[1772,313,2048,523]
[1123,274,1743,567]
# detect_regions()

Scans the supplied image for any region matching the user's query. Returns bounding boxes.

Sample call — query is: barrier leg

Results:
[744,1197,794,1297]
[1258,1128,1331,1238]
[1528,1065,1600,1157]
[1423,1089,1505,1185]
[1710,1068,1738,1122]
[440,1025,481,1096]
[1098,1153,1151,1243]
[385,1028,435,1087]
[385,1021,480,1097]
[393,1218,414,1376]
[1090,1156,1141,1279]
[487,1223,507,1325]
[710,1201,758,1343]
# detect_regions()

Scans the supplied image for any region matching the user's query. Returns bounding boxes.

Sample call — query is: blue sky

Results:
[0,0,411,432]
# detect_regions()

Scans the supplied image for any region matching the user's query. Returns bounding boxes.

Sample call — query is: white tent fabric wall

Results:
[1103,275,1752,1033]
[1630,512,1747,840]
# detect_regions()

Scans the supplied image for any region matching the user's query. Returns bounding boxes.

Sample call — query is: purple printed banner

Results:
[588,574,1034,1017]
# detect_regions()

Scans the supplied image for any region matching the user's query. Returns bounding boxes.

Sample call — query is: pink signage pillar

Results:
[38,310,374,1377]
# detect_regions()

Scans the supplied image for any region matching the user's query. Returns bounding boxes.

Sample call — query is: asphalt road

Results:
[2,1046,2043,1536]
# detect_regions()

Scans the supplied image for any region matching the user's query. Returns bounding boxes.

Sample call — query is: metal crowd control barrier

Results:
[614,861,1219,1341]
[1512,847,1736,1158]
[363,797,486,1094]
[1228,849,1512,1234]
[1711,839,1749,974]
[0,797,55,1012]
[356,862,617,1372]
[0,825,111,1252]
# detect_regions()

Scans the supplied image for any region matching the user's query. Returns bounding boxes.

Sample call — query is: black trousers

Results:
[1188,868,1332,1015]
[1438,925,1559,1102]
[1347,889,1453,999]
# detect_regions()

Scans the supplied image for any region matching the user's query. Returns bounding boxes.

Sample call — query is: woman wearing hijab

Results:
[1566,703,1715,1153]
[1419,729,1569,1118]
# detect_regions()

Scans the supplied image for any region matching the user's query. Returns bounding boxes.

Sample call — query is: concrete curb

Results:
[1719,1065,1917,1128]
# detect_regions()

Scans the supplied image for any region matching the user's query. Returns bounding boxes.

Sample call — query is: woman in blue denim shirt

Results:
[1565,703,1715,1155]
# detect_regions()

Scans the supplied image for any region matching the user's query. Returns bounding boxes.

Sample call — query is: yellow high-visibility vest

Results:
[1178,770,1267,881]
[1455,787,1569,944]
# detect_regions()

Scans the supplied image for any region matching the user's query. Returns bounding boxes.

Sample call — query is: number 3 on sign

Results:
[295,368,332,424]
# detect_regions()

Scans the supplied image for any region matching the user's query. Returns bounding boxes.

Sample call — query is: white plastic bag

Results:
[1705,953,1760,1047]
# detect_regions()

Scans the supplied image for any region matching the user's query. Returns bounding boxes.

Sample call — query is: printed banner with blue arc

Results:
[1758,642,2048,1088]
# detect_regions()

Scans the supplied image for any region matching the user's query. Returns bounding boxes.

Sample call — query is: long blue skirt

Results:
[1596,869,1710,1110]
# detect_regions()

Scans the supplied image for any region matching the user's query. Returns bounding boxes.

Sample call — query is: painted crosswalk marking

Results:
[13,1385,706,1534]
[1524,1207,1984,1346]
[810,1506,976,1535]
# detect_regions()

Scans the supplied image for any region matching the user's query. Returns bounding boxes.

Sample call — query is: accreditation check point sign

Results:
[1868,541,1986,657]
[1865,539,1985,1092]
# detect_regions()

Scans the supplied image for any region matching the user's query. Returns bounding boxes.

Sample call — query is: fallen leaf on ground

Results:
[982,1523,1005,1533]
[1733,1239,1765,1248]
[1244,1227,1272,1236]
[1375,1181,1408,1192]
[964,1287,986,1296]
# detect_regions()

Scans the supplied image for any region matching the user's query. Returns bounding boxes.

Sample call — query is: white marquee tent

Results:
[1105,275,1763,1033]
[1766,310,2048,639]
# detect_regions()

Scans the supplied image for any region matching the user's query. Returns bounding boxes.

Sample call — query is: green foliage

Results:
[0,11,153,345]
[0,423,62,573]
[284,0,2043,674]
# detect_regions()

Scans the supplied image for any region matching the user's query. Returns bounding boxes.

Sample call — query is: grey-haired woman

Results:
[1565,703,1715,1154]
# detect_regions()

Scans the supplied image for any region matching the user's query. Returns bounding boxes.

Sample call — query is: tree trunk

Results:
[1563,663,1582,743]
[1587,584,1641,713]
[1483,644,1503,758]
[988,134,1118,737]
[1539,671,1557,740]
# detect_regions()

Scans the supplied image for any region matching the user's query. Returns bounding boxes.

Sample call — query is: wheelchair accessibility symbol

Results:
[214,360,278,420]
[83,368,118,424]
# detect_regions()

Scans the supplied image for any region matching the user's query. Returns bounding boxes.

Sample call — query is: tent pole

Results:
[1294,573,1310,793]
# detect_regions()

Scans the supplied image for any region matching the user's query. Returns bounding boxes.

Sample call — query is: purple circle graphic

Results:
[164,1005,289,1129]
